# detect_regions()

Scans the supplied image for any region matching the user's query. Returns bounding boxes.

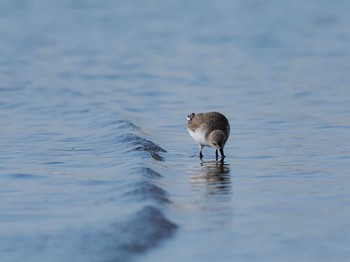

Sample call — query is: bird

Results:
[187,111,230,160]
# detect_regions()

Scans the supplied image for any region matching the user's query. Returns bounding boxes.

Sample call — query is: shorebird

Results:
[187,111,230,160]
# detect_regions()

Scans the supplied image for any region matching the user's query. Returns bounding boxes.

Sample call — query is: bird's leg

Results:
[199,145,204,159]
[220,148,225,158]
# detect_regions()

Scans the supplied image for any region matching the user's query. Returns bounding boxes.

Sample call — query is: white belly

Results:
[187,127,210,146]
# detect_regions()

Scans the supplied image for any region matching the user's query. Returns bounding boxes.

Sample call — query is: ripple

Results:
[124,181,170,204]
[140,167,163,179]
[118,133,167,161]
[6,173,43,180]
[117,205,177,253]
[115,120,140,130]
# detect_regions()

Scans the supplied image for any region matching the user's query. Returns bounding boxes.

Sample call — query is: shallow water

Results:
[1,0,350,261]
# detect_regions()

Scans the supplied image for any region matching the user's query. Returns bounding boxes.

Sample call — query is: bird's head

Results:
[209,130,227,149]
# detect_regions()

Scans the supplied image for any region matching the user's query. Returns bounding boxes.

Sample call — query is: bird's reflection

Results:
[187,159,233,226]
[188,159,232,196]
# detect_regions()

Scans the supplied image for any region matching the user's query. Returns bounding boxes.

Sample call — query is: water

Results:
[1,0,350,261]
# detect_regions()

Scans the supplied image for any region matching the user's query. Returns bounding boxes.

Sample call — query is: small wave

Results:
[6,173,43,180]
[139,167,163,179]
[83,206,177,261]
[123,181,171,204]
[115,120,140,130]
[117,205,177,254]
[118,133,167,161]
[0,206,177,262]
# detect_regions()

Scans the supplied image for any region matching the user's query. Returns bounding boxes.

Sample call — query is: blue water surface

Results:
[1,0,350,261]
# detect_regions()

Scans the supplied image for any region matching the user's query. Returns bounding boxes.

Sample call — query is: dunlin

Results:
[187,111,230,159]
